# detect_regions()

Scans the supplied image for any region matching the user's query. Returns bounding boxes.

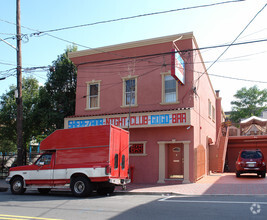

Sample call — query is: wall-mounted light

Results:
[187,126,191,130]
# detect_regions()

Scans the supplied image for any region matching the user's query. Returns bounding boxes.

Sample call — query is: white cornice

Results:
[69,32,194,58]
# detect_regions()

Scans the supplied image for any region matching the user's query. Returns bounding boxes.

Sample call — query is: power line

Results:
[75,38,267,66]
[195,3,267,84]
[0,61,17,66]
[209,73,267,83]
[31,0,245,35]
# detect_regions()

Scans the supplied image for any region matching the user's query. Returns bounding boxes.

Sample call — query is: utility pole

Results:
[16,0,23,166]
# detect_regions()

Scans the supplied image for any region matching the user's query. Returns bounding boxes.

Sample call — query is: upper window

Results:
[208,99,212,118]
[86,81,101,110]
[161,73,178,104]
[122,76,137,107]
[212,106,215,121]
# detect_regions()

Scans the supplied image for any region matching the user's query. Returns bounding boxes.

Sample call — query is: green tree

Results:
[35,45,77,134]
[0,77,40,155]
[230,86,267,123]
[0,46,77,158]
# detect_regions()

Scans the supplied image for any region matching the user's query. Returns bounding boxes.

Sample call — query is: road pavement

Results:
[0,193,266,219]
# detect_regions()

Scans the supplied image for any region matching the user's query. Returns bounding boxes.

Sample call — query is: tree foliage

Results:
[0,46,77,154]
[230,86,267,123]
[36,45,77,134]
[0,77,40,154]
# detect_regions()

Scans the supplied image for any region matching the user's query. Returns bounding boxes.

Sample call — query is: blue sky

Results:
[0,0,266,111]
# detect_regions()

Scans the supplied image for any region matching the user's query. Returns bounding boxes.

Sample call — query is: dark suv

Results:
[236,149,266,178]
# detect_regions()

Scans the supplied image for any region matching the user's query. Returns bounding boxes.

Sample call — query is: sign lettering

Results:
[67,111,188,129]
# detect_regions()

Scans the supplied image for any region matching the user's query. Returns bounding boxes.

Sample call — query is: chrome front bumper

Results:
[5,176,11,184]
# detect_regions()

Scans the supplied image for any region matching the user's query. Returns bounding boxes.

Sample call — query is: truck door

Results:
[110,128,121,178]
[119,129,129,179]
[110,127,129,179]
[28,153,54,186]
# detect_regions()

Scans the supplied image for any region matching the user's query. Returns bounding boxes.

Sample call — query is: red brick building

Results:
[65,32,224,183]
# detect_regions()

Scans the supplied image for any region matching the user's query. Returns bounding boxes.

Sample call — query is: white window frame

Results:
[208,99,212,118]
[121,76,138,108]
[85,80,101,110]
[212,105,215,122]
[129,141,147,156]
[161,72,179,105]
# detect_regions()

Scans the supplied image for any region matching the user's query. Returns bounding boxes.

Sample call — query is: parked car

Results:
[236,149,266,178]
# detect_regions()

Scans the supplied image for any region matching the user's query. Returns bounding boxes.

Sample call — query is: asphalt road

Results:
[0,190,267,219]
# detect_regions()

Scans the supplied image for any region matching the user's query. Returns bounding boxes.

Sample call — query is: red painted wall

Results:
[129,126,193,183]
[72,40,195,116]
[69,34,218,183]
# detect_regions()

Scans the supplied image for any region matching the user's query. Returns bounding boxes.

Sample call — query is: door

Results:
[110,127,129,179]
[168,144,184,179]
[27,153,54,185]
[110,127,121,178]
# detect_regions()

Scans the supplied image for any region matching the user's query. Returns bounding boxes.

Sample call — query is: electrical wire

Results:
[31,0,245,35]
[209,73,267,84]
[195,3,267,84]
[74,38,267,66]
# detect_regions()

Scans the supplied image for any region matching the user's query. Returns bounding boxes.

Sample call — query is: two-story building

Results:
[65,32,223,183]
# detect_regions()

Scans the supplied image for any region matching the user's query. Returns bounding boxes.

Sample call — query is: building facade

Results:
[65,32,222,183]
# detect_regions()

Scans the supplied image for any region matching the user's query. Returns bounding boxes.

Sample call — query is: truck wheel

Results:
[70,176,92,197]
[97,185,115,195]
[261,172,266,178]
[10,177,26,195]
[236,172,240,177]
[38,188,51,194]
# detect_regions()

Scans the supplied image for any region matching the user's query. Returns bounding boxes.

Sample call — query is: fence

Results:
[0,152,41,179]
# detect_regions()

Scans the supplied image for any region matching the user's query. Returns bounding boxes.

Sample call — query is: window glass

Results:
[36,154,52,166]
[89,84,98,108]
[130,144,144,154]
[125,79,135,105]
[241,151,262,159]
[164,75,176,103]
[114,154,118,169]
[208,100,212,117]
[121,155,125,170]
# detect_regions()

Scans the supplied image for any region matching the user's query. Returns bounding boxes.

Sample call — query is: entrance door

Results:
[168,144,184,179]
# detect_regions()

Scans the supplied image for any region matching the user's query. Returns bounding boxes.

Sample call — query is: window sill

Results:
[121,104,138,108]
[130,154,147,157]
[160,101,180,105]
[85,107,100,111]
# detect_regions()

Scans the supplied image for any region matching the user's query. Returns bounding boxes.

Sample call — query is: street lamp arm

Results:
[0,37,17,50]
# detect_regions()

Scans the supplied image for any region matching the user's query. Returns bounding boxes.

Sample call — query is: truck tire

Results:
[10,177,26,195]
[70,176,92,197]
[38,188,51,194]
[97,185,115,195]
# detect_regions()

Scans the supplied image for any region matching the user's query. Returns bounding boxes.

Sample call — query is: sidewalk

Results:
[2,173,267,195]
[115,173,267,195]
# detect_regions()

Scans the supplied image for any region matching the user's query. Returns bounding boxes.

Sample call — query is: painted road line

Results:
[0,214,63,220]
[158,197,267,205]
